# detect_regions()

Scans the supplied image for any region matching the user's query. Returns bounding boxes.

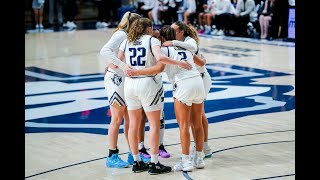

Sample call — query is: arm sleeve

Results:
[172,38,197,53]
[100,31,127,69]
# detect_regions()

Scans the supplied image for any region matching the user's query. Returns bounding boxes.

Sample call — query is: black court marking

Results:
[251,173,295,180]
[25,129,295,179]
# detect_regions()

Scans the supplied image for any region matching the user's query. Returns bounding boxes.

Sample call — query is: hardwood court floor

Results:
[25,29,295,180]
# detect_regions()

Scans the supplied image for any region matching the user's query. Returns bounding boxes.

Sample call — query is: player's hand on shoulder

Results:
[162,41,173,47]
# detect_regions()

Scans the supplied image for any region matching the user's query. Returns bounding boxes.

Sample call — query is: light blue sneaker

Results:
[140,154,151,163]
[127,153,151,164]
[127,153,134,165]
[106,154,130,168]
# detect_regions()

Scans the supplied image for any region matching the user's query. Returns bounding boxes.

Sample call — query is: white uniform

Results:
[100,30,128,106]
[173,36,212,98]
[119,35,163,112]
[195,48,212,98]
[162,46,205,106]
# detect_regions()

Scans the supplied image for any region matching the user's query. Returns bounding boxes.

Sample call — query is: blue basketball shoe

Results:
[127,153,134,165]
[140,154,151,163]
[106,153,130,168]
[127,153,151,164]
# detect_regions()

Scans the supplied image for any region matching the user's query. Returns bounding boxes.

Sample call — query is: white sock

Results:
[204,141,209,150]
[139,141,144,150]
[151,154,159,164]
[181,154,190,162]
[196,151,202,158]
[133,154,141,162]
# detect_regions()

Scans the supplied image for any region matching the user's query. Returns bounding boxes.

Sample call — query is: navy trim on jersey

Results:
[166,47,170,57]
[195,45,199,55]
[150,86,164,106]
[109,92,126,106]
[150,36,154,56]
[123,39,128,52]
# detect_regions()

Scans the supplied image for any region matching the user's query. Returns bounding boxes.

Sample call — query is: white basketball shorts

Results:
[173,76,205,106]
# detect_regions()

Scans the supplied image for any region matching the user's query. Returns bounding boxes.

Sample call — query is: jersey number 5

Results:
[129,47,146,66]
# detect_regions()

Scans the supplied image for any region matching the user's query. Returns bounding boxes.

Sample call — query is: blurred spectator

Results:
[231,0,237,8]
[136,0,145,15]
[140,0,156,18]
[94,0,109,28]
[157,0,177,25]
[270,0,289,39]
[197,0,215,34]
[32,0,45,30]
[211,0,235,36]
[95,0,122,28]
[230,0,256,36]
[117,0,137,21]
[62,0,78,29]
[193,0,208,26]
[48,0,64,27]
[182,0,197,24]
[259,0,274,39]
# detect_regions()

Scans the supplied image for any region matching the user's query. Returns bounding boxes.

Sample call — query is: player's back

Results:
[161,46,200,84]
[124,35,159,77]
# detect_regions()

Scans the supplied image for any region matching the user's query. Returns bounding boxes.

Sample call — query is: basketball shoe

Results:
[148,162,172,174]
[106,153,130,168]
[158,144,171,158]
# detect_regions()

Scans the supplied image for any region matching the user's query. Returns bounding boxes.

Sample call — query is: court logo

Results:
[25,63,295,135]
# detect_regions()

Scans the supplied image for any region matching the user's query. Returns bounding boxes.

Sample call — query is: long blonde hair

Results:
[114,11,141,32]
[173,21,199,45]
[127,18,153,43]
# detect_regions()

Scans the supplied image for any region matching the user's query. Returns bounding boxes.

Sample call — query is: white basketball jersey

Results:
[162,46,199,84]
[120,35,161,77]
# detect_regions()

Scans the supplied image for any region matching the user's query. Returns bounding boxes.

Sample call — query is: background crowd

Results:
[25,0,295,40]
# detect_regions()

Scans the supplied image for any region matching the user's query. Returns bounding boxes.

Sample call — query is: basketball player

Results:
[163,21,213,161]
[138,28,171,160]
[118,18,191,174]
[125,25,207,171]
[99,11,141,168]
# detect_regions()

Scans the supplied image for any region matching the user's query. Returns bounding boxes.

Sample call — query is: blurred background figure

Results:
[95,0,122,29]
[48,0,64,28]
[62,0,78,30]
[258,0,274,39]
[32,0,45,30]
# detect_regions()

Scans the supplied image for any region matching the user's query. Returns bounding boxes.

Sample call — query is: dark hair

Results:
[159,25,176,41]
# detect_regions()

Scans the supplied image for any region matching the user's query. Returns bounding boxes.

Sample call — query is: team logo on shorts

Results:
[173,83,177,92]
[25,63,295,135]
[111,73,122,86]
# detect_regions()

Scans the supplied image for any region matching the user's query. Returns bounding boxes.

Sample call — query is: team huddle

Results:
[100,11,212,175]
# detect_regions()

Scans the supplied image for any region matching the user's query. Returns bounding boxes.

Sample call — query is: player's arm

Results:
[153,45,192,70]
[193,53,206,66]
[126,62,165,77]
